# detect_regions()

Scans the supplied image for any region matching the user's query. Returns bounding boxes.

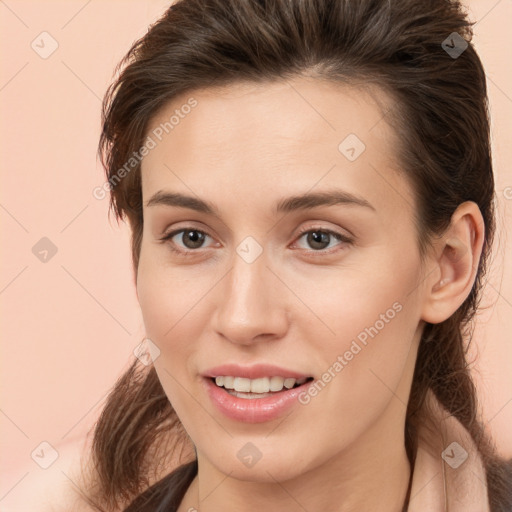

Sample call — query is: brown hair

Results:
[79,0,512,510]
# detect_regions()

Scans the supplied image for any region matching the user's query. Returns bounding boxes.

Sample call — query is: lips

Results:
[203,376,313,423]
[201,363,315,423]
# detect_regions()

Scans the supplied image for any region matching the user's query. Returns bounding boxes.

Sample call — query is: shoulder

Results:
[1,434,103,512]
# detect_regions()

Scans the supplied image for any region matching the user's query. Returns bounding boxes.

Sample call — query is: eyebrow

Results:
[145,188,376,215]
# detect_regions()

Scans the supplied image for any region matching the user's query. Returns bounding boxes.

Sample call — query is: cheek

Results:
[136,248,220,402]
[136,269,175,342]
[136,246,209,342]
[295,255,417,345]
[136,258,205,421]
[325,298,416,398]
[296,256,421,424]
[322,280,414,362]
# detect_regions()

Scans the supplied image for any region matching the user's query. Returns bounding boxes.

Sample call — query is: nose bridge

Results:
[213,244,287,343]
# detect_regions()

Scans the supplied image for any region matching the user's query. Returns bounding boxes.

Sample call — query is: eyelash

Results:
[159,226,353,258]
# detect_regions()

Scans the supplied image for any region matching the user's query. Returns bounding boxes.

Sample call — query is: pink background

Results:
[1,0,511,506]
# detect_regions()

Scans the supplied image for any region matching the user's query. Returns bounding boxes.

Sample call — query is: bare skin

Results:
[130,76,484,512]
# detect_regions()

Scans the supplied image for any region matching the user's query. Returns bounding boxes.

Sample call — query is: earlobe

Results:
[421,202,485,324]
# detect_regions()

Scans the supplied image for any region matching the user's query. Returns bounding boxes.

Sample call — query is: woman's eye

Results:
[293,228,352,254]
[160,228,213,255]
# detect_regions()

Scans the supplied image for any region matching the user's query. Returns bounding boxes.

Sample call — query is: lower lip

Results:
[203,377,313,423]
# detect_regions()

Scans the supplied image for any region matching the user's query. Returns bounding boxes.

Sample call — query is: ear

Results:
[420,201,485,324]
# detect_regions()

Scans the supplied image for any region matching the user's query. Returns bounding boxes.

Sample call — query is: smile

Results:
[203,376,314,423]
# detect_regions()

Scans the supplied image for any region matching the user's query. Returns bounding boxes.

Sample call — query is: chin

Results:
[202,443,316,483]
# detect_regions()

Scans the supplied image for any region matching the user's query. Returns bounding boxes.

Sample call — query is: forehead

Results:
[143,78,394,160]
[140,77,413,220]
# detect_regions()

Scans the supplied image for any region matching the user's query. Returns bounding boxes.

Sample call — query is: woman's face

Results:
[137,77,429,482]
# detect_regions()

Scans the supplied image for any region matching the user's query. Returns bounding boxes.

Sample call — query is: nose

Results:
[211,250,289,346]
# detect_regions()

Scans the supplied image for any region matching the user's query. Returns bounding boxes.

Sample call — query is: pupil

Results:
[184,230,204,248]
[309,231,329,250]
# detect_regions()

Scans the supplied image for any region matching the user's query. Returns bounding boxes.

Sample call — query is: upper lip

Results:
[202,363,312,380]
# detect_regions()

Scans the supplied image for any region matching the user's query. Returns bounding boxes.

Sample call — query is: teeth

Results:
[234,377,251,392]
[214,375,308,393]
[251,377,269,393]
[270,376,285,392]
[224,376,235,389]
